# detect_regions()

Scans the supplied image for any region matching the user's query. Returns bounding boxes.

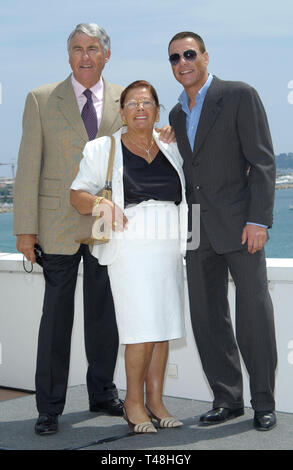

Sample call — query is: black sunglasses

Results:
[169,49,198,66]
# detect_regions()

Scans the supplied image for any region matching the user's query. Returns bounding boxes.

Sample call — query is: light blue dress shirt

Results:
[179,73,213,151]
[178,73,267,228]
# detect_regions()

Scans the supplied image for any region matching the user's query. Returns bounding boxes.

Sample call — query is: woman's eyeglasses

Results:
[124,99,156,110]
[169,49,198,66]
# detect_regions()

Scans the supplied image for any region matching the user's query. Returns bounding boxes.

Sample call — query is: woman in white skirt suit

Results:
[71,81,188,433]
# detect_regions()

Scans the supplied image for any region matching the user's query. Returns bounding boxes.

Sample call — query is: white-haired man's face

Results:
[69,32,110,88]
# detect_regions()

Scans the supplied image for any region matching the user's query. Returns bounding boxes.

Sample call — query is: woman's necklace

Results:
[126,134,155,163]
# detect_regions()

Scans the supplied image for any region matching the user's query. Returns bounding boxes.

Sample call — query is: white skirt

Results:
[107,200,185,344]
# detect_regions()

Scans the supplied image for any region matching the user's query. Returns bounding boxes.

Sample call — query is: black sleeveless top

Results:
[122,142,182,208]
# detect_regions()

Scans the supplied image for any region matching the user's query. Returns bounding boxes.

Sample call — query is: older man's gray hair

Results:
[67,23,111,53]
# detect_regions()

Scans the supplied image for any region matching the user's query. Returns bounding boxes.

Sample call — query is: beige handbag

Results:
[74,136,115,245]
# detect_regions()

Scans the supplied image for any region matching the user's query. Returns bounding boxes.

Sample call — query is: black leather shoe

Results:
[254,411,276,431]
[199,407,244,425]
[35,414,58,435]
[89,398,124,416]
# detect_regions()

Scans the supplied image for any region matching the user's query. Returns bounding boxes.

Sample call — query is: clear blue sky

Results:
[0,0,292,177]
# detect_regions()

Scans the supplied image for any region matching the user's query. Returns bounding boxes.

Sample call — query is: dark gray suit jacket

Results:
[169,76,276,254]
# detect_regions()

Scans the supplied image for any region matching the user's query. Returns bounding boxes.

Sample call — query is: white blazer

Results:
[71,127,188,265]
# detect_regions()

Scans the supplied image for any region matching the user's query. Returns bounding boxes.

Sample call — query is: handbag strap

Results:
[104,136,115,190]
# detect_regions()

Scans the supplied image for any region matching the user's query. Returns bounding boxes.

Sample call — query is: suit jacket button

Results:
[195,185,201,190]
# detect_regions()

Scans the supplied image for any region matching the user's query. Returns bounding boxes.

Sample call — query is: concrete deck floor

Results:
[0,385,292,454]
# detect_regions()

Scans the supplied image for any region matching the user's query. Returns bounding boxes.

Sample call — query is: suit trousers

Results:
[35,244,119,415]
[186,222,277,412]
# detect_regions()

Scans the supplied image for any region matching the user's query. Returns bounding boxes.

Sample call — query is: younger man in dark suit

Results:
[168,31,277,431]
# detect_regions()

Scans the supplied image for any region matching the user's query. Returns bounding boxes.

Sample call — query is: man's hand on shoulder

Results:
[241,224,268,254]
[17,234,39,263]
[155,125,176,143]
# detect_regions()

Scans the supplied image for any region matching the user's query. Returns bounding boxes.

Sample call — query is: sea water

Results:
[1,188,293,258]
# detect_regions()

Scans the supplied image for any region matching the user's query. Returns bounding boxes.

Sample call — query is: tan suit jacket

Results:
[14,76,123,254]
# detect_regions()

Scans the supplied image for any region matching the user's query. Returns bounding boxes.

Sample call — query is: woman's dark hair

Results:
[168,32,206,53]
[120,80,160,108]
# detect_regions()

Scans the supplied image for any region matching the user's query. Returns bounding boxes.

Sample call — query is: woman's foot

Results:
[145,403,183,428]
[123,407,157,433]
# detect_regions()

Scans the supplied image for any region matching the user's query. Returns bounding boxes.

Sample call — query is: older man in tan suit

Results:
[14,23,124,435]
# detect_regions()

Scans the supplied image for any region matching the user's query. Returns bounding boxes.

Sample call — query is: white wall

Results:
[0,254,292,413]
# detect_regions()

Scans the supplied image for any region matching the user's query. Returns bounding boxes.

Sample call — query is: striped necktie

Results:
[81,89,98,140]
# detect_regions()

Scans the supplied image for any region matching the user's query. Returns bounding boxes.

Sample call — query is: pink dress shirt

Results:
[71,74,104,126]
